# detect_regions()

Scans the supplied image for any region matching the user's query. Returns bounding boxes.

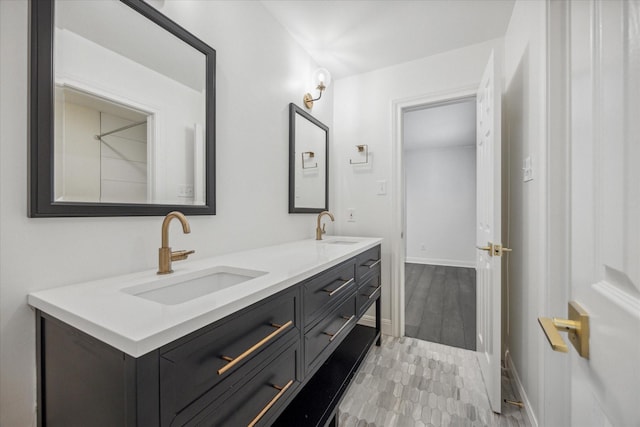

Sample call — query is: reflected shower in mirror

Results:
[289,103,328,213]
[54,86,151,204]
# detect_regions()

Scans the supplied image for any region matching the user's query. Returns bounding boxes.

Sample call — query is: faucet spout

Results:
[158,211,194,274]
[161,211,190,248]
[316,211,335,240]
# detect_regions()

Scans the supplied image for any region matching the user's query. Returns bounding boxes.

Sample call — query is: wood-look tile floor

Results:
[338,336,531,427]
[404,264,476,351]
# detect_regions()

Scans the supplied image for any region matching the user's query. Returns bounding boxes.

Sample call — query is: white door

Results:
[475,50,503,414]
[566,1,640,425]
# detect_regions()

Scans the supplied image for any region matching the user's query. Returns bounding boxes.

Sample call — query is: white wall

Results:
[333,38,502,323]
[0,1,332,425]
[405,145,476,268]
[502,0,548,424]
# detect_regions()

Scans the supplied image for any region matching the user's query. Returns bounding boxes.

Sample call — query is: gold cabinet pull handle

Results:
[218,320,293,375]
[322,278,354,296]
[367,285,382,299]
[323,315,355,342]
[368,259,381,269]
[247,379,294,427]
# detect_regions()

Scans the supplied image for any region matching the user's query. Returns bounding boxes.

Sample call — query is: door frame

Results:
[541,0,571,425]
[390,84,479,338]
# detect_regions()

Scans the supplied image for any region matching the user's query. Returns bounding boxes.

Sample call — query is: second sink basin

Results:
[324,240,359,245]
[123,266,268,305]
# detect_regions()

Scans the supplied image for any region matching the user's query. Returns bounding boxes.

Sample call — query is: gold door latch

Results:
[476,242,512,257]
[538,301,589,358]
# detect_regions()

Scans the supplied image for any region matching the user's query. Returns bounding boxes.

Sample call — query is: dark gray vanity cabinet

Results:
[37,287,302,427]
[36,245,381,427]
[274,246,382,427]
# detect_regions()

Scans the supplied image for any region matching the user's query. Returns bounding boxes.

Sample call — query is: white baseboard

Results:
[405,256,475,269]
[357,315,393,336]
[505,352,538,427]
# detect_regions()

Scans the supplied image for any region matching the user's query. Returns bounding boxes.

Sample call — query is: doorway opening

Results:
[402,97,477,351]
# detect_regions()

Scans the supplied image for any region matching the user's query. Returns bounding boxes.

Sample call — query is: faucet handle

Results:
[171,249,195,261]
[322,223,327,234]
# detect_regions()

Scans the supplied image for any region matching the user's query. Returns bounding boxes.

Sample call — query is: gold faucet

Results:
[158,211,195,274]
[316,211,335,240]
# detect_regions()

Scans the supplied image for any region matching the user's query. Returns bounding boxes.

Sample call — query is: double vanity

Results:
[29,236,382,426]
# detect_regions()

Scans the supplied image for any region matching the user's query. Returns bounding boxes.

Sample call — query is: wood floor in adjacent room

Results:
[404,263,476,351]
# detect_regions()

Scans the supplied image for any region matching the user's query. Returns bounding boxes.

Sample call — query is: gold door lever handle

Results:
[476,243,512,257]
[538,301,589,358]
[538,317,569,352]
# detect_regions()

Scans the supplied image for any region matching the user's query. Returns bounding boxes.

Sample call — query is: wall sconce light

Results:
[303,68,331,109]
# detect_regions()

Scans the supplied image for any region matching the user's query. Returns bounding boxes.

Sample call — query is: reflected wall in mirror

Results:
[289,103,328,213]
[30,0,216,216]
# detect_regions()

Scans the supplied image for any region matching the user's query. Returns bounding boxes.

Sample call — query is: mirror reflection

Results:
[289,103,328,213]
[53,0,207,205]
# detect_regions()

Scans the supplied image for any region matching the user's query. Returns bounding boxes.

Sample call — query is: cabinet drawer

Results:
[357,271,381,316]
[303,260,356,329]
[305,295,357,374]
[159,288,299,422]
[182,339,300,427]
[356,245,381,281]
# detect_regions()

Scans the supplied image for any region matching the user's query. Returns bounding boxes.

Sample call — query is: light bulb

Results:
[312,68,331,88]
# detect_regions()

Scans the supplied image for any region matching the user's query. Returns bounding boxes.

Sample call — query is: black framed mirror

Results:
[30,0,215,217]
[288,103,329,213]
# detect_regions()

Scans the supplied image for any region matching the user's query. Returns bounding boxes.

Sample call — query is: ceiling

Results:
[403,99,476,151]
[261,0,515,80]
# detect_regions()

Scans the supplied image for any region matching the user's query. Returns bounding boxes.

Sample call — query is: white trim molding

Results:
[505,352,539,427]
[358,315,393,336]
[390,84,478,338]
[405,257,475,269]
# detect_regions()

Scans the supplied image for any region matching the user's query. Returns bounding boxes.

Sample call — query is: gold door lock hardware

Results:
[476,242,512,257]
[538,301,589,359]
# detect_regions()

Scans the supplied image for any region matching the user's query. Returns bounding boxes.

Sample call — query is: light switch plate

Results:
[178,185,194,197]
[376,180,387,195]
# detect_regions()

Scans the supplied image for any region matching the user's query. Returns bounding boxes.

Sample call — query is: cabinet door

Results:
[38,312,159,427]
[160,288,300,424]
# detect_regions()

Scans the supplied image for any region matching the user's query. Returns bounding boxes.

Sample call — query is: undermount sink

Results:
[122,266,267,305]
[323,240,359,245]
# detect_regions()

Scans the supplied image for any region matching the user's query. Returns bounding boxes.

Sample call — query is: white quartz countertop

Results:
[28,236,382,357]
